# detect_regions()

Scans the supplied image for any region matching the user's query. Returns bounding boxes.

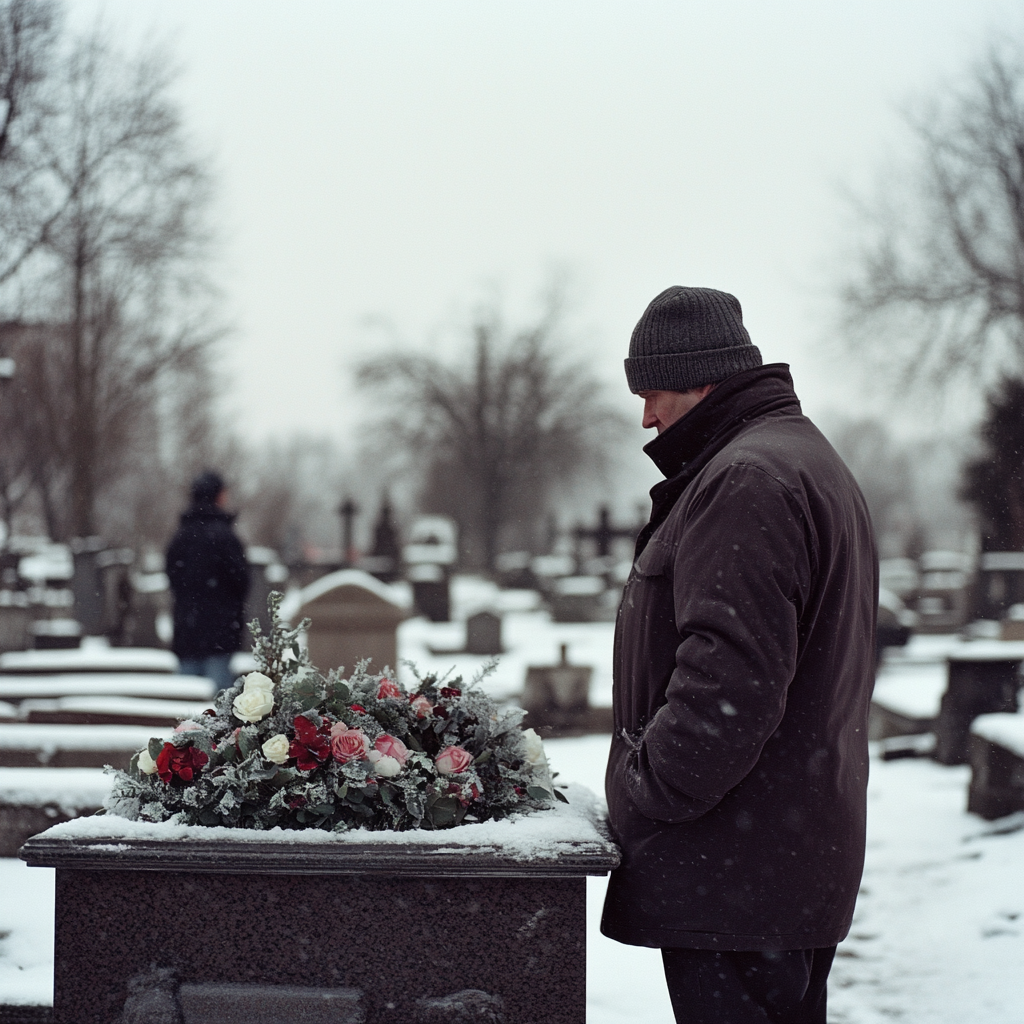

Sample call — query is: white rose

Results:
[367,749,402,777]
[521,727,553,791]
[242,672,275,694]
[262,734,290,764]
[233,686,274,723]
[521,728,547,767]
[137,748,158,775]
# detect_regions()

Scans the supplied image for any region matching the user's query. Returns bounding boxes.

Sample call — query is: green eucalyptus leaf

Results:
[147,738,164,760]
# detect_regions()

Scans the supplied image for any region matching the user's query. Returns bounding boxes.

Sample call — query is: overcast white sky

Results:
[67,0,1024,449]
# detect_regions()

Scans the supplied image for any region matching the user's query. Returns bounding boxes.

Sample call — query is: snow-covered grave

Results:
[0,673,213,705]
[15,695,214,727]
[0,767,111,857]
[934,639,1024,765]
[0,641,177,676]
[396,577,614,710]
[968,712,1024,820]
[0,723,171,768]
[870,635,1024,763]
[19,785,618,1024]
[870,659,946,740]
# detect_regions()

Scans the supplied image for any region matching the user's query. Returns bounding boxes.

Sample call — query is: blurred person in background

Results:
[166,471,250,691]
[603,286,877,1024]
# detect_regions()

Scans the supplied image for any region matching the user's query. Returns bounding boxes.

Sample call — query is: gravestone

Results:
[523,644,610,736]
[466,610,503,655]
[408,563,450,623]
[296,569,410,675]
[933,641,1024,764]
[548,576,613,623]
[0,595,31,652]
[967,714,1024,820]
[70,537,105,637]
[21,789,620,1024]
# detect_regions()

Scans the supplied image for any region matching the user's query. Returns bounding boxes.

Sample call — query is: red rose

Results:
[435,745,472,775]
[156,742,208,784]
[289,715,331,771]
[377,679,402,700]
[440,687,462,699]
[374,733,409,766]
[332,727,369,763]
[350,703,366,714]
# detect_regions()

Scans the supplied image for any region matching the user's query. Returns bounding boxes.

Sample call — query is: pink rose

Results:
[410,694,433,719]
[332,726,369,763]
[377,679,402,700]
[435,745,472,775]
[374,733,408,766]
[174,720,202,733]
[330,721,348,738]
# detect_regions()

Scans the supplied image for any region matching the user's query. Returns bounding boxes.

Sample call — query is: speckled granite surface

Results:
[53,869,585,1023]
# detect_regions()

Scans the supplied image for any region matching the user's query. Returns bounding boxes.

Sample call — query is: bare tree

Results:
[3,23,220,540]
[0,0,62,285]
[841,40,1024,394]
[357,292,627,571]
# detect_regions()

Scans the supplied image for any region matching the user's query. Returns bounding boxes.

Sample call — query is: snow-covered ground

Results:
[2,737,1020,1020]
[1,611,1022,1020]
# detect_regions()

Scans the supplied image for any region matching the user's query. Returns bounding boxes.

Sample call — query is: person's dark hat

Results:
[624,286,762,393]
[190,470,225,505]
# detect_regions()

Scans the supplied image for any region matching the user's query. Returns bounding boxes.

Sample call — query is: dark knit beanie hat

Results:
[191,470,225,505]
[624,286,762,393]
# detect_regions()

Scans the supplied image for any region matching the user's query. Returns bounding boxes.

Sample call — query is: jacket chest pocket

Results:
[632,536,674,580]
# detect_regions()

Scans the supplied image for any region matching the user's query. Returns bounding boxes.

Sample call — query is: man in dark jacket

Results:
[602,287,877,1024]
[166,471,250,691]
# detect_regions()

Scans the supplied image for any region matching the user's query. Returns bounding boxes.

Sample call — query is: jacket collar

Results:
[635,364,800,555]
[644,363,799,479]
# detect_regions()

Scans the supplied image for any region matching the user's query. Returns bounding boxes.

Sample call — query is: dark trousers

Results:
[661,946,837,1024]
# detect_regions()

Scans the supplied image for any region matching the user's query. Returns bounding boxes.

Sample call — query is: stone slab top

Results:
[19,783,621,878]
[0,673,214,702]
[0,645,178,675]
[972,712,1024,758]
[0,722,172,750]
[0,766,112,808]
[872,662,947,719]
[945,639,1024,663]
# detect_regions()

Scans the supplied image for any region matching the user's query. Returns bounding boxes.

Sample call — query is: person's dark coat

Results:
[166,502,250,660]
[601,364,878,953]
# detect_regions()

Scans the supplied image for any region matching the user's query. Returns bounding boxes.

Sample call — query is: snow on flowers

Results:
[106,592,563,832]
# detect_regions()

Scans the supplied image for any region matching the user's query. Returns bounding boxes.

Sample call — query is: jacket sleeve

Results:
[624,462,812,823]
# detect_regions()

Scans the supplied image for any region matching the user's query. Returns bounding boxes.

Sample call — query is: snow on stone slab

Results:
[871,660,948,719]
[0,700,16,721]
[882,632,964,665]
[35,783,612,862]
[971,713,1024,758]
[18,695,214,718]
[0,645,177,675]
[0,767,112,808]
[0,724,169,752]
[0,673,214,702]
[945,638,1024,662]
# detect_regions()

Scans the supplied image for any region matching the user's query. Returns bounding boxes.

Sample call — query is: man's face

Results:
[638,385,716,433]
